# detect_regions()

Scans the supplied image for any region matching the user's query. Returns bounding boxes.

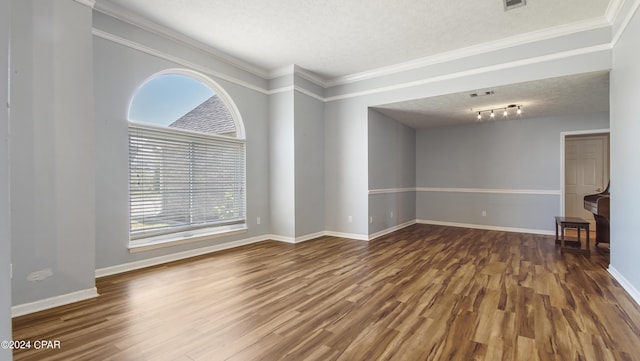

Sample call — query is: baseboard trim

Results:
[96,235,269,278]
[12,287,99,318]
[266,231,327,244]
[295,231,327,243]
[98,221,553,279]
[324,231,369,241]
[20,221,565,317]
[268,234,295,243]
[416,219,555,236]
[608,266,640,306]
[369,220,417,240]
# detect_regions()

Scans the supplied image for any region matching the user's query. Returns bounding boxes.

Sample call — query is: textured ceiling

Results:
[98,0,613,128]
[100,0,611,79]
[372,71,610,128]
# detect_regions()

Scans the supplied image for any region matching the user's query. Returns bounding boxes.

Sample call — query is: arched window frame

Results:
[127,69,247,250]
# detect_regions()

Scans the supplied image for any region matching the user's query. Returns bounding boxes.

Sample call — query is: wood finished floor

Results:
[12,224,640,361]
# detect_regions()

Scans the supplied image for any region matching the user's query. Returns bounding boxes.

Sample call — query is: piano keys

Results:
[583,182,610,246]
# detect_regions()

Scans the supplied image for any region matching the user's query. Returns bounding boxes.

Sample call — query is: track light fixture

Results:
[474,104,522,120]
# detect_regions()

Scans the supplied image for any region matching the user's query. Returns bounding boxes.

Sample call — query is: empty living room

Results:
[2,0,640,360]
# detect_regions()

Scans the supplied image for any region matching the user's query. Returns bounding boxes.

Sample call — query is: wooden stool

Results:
[555,216,590,256]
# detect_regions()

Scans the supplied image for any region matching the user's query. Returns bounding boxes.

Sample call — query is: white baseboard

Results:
[267,234,295,243]
[96,235,269,278]
[15,222,568,317]
[369,220,417,240]
[12,287,99,318]
[266,232,327,244]
[294,231,327,243]
[324,231,369,241]
[608,266,640,306]
[416,219,555,236]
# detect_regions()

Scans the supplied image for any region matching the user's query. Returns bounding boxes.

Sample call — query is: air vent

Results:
[469,91,494,98]
[504,0,526,10]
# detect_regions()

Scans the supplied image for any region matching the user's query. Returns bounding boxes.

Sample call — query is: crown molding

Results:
[91,0,626,93]
[268,65,327,89]
[611,0,640,45]
[91,0,635,103]
[269,65,296,80]
[292,65,327,87]
[324,42,612,102]
[92,28,270,96]
[605,0,625,22]
[324,17,610,88]
[74,0,96,8]
[93,0,269,79]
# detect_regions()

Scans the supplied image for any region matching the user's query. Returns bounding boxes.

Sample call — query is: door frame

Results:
[560,128,610,217]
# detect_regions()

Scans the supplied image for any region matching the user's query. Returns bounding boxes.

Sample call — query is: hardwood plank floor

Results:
[12,224,640,360]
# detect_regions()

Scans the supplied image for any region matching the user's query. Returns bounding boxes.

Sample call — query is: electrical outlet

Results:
[257,217,261,225]
[390,211,394,218]
[482,210,487,217]
[348,216,352,223]
[370,216,373,224]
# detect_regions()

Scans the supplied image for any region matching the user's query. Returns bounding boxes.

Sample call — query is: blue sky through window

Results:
[129,74,215,127]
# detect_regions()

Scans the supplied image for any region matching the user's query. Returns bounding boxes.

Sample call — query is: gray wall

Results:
[6,0,639,315]
[610,7,640,296]
[416,112,609,231]
[368,109,416,235]
[294,91,325,237]
[93,14,270,270]
[1,0,11,357]
[269,90,295,238]
[10,0,96,305]
[325,42,610,239]
[325,99,370,237]
[268,83,325,240]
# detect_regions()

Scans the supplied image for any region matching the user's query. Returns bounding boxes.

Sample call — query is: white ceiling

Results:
[98,0,613,128]
[373,71,610,128]
[100,0,611,80]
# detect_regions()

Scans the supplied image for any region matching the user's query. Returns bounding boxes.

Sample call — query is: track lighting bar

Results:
[474,104,522,120]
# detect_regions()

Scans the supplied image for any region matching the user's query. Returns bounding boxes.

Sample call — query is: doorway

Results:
[561,130,610,228]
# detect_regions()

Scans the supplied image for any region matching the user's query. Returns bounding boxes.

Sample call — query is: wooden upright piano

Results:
[583,182,610,246]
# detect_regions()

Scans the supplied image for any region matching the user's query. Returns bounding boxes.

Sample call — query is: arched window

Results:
[128,70,246,245]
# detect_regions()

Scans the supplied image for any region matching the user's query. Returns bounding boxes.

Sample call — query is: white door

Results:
[565,135,609,227]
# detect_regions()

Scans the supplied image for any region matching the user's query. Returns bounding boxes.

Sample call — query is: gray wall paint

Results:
[269,90,295,238]
[368,109,416,190]
[368,109,416,234]
[93,33,270,269]
[294,91,325,237]
[324,27,611,99]
[610,7,640,295]
[7,1,637,313]
[93,12,268,91]
[10,0,96,305]
[417,192,559,231]
[1,0,11,356]
[325,45,610,238]
[369,192,416,234]
[325,99,369,236]
[416,112,609,231]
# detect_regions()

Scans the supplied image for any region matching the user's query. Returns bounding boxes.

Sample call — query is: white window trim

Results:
[127,69,247,251]
[129,223,248,253]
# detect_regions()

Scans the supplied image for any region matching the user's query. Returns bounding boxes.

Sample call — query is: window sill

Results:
[128,224,248,253]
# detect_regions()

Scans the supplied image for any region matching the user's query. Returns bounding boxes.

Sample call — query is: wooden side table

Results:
[555,216,590,256]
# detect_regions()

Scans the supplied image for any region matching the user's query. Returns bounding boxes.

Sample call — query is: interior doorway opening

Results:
[560,129,610,227]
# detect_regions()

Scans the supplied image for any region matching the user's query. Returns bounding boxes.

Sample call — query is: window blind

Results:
[128,124,246,240]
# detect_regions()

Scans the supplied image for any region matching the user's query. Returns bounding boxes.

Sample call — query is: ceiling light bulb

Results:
[490,110,495,118]
[477,112,482,120]
[517,106,522,115]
